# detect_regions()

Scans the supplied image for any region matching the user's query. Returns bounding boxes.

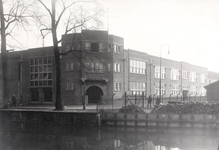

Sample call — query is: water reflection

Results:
[0,123,218,150]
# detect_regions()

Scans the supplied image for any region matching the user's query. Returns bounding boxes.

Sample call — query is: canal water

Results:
[0,123,218,150]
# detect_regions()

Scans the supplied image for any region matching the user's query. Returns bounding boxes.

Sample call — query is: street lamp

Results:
[159,44,170,102]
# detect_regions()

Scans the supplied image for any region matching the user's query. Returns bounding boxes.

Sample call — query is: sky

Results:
[97,0,219,72]
[6,0,219,72]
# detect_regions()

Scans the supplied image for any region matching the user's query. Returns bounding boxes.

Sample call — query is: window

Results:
[85,62,104,73]
[66,81,74,91]
[30,57,53,87]
[85,42,91,51]
[91,43,99,52]
[65,62,69,71]
[70,62,73,71]
[155,66,165,79]
[190,72,197,82]
[189,86,197,96]
[107,44,111,52]
[115,82,121,91]
[114,63,121,72]
[65,43,74,52]
[85,42,104,53]
[171,69,180,80]
[130,59,146,74]
[200,74,207,83]
[66,44,70,52]
[182,70,188,79]
[65,62,73,71]
[114,45,121,54]
[129,82,146,95]
[155,83,165,96]
[182,85,189,90]
[171,84,180,96]
[107,63,111,71]
[99,43,104,52]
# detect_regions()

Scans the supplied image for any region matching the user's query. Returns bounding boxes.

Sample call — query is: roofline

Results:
[204,80,219,88]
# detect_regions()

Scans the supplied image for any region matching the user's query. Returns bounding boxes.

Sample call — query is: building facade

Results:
[0,30,219,106]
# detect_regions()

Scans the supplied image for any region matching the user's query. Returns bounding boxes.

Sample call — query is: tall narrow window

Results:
[107,63,111,71]
[70,62,73,71]
[114,63,121,72]
[65,62,69,71]
[115,82,122,91]
[85,42,91,51]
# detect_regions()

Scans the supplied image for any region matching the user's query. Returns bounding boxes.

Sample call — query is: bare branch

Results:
[38,0,52,18]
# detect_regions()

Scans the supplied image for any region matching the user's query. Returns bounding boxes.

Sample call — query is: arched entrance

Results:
[86,86,103,103]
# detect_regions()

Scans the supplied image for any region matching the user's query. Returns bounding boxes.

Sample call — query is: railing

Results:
[121,92,207,108]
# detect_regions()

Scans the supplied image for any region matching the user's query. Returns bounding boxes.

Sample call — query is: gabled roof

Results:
[204,80,219,89]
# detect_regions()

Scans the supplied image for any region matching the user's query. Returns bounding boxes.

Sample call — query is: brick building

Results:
[0,30,219,106]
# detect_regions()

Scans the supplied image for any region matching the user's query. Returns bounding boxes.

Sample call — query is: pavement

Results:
[0,104,153,113]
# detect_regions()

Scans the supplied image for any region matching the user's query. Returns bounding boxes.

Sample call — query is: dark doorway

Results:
[43,88,53,102]
[30,88,39,102]
[86,86,103,103]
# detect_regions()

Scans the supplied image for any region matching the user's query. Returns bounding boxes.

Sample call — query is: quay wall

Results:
[0,110,99,128]
[1,110,219,129]
[101,113,219,128]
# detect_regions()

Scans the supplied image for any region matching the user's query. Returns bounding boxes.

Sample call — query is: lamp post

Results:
[159,44,170,102]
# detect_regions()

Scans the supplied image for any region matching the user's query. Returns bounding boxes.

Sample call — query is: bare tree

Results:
[0,0,37,108]
[36,0,104,110]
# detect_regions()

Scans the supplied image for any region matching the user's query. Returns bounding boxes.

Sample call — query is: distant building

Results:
[1,30,219,106]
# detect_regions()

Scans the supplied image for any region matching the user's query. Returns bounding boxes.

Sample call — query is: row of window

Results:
[155,66,207,83]
[154,84,206,96]
[130,60,146,74]
[64,42,123,54]
[30,57,52,66]
[64,62,121,73]
[63,60,208,84]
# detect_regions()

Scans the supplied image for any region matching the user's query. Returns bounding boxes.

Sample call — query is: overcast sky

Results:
[97,0,219,72]
[15,0,219,72]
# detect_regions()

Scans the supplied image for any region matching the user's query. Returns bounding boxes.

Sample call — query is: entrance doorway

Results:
[43,88,53,102]
[86,86,103,103]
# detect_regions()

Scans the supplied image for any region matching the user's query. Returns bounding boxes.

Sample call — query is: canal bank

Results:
[0,105,218,129]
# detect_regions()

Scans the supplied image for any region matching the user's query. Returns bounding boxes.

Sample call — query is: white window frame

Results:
[200,74,206,83]
[189,86,197,96]
[155,66,165,79]
[171,69,180,80]
[155,83,165,95]
[171,84,180,96]
[130,59,146,74]
[190,72,197,82]
[115,82,121,91]
[182,70,188,79]
[130,82,146,95]
[114,63,121,72]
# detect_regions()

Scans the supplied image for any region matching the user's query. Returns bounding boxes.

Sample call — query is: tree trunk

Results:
[51,0,63,110]
[0,0,9,108]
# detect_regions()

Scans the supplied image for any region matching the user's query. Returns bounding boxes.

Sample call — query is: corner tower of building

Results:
[61,30,124,105]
